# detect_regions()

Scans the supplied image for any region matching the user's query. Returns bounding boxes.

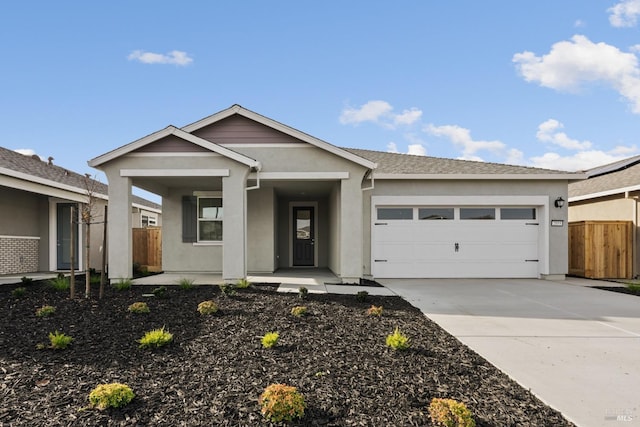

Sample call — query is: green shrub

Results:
[219,283,236,297]
[36,305,56,317]
[261,331,279,348]
[428,398,475,427]
[89,383,135,410]
[48,276,70,292]
[128,302,150,314]
[90,275,101,285]
[152,286,167,298]
[356,290,369,302]
[178,278,195,290]
[20,276,34,285]
[298,287,308,300]
[11,287,27,298]
[366,305,383,316]
[386,327,410,351]
[235,278,252,289]
[138,327,173,349]
[112,279,132,291]
[625,283,640,294]
[49,330,73,350]
[259,383,305,423]
[197,300,219,315]
[290,306,307,317]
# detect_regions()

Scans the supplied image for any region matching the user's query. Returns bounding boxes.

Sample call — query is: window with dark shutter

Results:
[182,196,197,242]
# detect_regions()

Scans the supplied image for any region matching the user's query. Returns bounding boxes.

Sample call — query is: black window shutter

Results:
[182,196,197,242]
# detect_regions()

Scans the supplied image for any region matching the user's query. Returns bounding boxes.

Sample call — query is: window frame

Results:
[197,197,223,242]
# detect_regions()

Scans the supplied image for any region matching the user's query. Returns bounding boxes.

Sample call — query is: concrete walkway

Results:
[379,278,640,427]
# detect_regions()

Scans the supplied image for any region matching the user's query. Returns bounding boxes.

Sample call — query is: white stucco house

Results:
[89,105,581,282]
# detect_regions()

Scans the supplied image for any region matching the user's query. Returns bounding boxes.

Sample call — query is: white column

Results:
[107,174,132,279]
[339,177,363,282]
[222,170,247,281]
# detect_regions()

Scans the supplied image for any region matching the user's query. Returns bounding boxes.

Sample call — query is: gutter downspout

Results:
[361,168,376,191]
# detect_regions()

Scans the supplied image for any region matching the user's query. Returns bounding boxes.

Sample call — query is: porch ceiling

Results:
[132,176,222,196]
[267,180,335,198]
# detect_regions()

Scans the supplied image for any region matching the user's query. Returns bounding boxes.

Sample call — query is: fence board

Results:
[569,221,632,279]
[133,227,162,272]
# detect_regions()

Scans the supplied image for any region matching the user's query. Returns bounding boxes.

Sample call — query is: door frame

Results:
[289,201,318,267]
[49,199,83,271]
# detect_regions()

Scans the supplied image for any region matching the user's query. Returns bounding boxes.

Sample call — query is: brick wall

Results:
[0,236,40,275]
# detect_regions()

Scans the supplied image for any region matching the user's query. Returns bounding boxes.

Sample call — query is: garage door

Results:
[372,206,540,278]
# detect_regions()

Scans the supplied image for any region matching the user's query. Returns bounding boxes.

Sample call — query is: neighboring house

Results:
[0,146,161,275]
[569,155,640,277]
[89,104,581,282]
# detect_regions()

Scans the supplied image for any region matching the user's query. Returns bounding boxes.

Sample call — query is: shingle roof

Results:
[569,158,640,198]
[344,148,574,175]
[0,146,160,210]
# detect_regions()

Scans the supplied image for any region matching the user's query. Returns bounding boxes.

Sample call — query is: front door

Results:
[56,203,79,270]
[293,206,314,266]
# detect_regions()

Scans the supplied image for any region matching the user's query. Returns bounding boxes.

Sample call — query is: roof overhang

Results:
[569,184,640,202]
[182,104,377,170]
[373,173,586,180]
[89,125,262,170]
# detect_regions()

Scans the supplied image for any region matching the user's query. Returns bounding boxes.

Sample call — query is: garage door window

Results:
[501,208,536,220]
[419,208,454,220]
[377,208,413,220]
[460,208,495,220]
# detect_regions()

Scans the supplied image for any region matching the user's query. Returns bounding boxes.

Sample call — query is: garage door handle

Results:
[454,242,459,252]
[525,259,539,262]
[374,259,388,262]
[375,222,388,225]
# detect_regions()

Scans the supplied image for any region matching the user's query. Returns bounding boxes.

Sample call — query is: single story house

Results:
[89,105,581,282]
[569,155,640,277]
[0,146,161,275]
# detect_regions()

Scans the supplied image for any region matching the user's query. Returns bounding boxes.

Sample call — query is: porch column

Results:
[340,177,363,282]
[107,175,132,279]
[222,170,247,281]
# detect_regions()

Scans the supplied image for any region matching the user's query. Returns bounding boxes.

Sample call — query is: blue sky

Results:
[3,1,640,201]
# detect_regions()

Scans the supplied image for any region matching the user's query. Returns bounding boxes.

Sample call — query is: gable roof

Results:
[347,148,582,180]
[569,155,640,201]
[182,104,377,169]
[0,146,160,211]
[89,125,261,169]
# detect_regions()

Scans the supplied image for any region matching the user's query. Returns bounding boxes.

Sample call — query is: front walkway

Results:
[379,278,640,427]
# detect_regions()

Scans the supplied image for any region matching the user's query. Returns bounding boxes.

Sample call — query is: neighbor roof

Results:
[569,156,640,200]
[346,148,581,179]
[0,146,160,210]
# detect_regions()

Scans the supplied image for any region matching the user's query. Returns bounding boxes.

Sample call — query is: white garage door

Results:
[372,206,540,278]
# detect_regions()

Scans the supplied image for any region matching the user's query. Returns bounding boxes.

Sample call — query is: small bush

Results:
[20,276,34,285]
[152,286,167,298]
[178,278,195,290]
[290,306,307,317]
[48,276,70,292]
[236,278,252,289]
[298,287,308,300]
[36,305,56,317]
[89,383,135,410]
[128,302,150,314]
[366,305,383,316]
[625,283,640,294]
[428,398,475,427]
[261,331,279,348]
[49,330,73,350]
[259,383,305,423]
[386,327,410,351]
[90,275,101,285]
[139,327,173,349]
[197,300,219,315]
[11,287,27,298]
[356,290,369,302]
[219,283,236,297]
[112,279,132,291]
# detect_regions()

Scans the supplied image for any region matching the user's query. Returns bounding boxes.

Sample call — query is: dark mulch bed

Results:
[593,286,640,296]
[0,282,574,426]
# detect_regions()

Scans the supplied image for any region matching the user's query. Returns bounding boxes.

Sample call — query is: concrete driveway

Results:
[379,278,640,427]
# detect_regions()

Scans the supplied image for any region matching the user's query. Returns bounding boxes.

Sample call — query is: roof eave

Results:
[373,173,586,180]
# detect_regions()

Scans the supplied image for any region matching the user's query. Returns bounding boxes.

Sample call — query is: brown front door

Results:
[293,206,314,266]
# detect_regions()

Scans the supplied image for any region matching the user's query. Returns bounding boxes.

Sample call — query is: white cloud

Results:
[425,124,505,158]
[15,148,37,157]
[513,35,640,113]
[407,144,427,156]
[387,142,399,153]
[128,50,193,66]
[529,150,632,171]
[608,0,640,27]
[505,148,525,165]
[574,19,586,28]
[536,119,592,150]
[339,100,423,128]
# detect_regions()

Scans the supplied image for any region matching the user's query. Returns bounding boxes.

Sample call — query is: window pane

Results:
[199,221,222,241]
[199,198,223,219]
[419,208,454,220]
[296,209,311,240]
[460,208,495,220]
[501,208,536,220]
[377,208,413,220]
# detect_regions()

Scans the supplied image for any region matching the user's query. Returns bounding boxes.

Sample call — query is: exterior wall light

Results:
[554,197,565,208]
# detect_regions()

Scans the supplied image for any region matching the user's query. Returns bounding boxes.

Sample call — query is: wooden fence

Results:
[568,220,632,279]
[132,227,162,272]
